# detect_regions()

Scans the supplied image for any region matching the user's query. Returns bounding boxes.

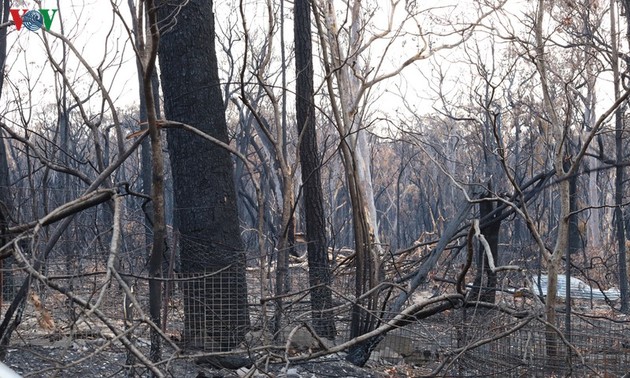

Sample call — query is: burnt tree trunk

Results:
[0,0,10,310]
[470,195,501,304]
[157,0,250,350]
[617,0,630,313]
[294,0,336,340]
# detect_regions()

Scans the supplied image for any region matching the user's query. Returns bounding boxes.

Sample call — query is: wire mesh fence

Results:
[449,309,630,377]
[3,232,630,377]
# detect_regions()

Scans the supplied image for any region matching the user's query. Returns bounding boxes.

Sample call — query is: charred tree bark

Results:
[294,0,336,340]
[0,0,10,316]
[617,0,629,313]
[469,195,501,304]
[140,0,167,367]
[129,8,164,368]
[129,0,162,258]
[157,0,250,350]
[0,204,6,312]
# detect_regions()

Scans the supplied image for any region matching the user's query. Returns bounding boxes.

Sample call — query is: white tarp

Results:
[531,274,620,301]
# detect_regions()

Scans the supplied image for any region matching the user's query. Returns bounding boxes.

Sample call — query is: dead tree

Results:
[294,0,336,340]
[157,0,250,351]
[469,194,502,304]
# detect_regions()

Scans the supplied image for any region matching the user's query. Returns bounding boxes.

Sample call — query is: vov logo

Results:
[10,8,58,32]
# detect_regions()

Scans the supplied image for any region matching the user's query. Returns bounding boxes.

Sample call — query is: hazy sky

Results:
[1,0,620,135]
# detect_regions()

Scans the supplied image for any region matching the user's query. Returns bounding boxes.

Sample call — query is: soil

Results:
[3,339,408,378]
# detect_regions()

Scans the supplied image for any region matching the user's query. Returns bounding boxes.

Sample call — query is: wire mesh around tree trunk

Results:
[179,266,250,351]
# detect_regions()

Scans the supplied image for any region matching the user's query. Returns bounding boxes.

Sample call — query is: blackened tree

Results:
[157,0,250,350]
[294,0,336,339]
